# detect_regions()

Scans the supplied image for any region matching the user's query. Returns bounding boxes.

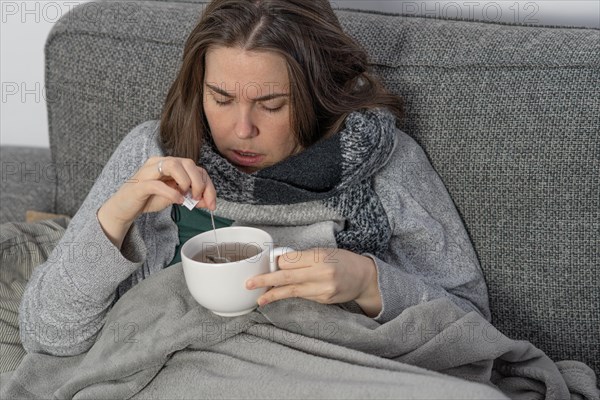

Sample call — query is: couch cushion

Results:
[0,147,56,224]
[45,1,599,374]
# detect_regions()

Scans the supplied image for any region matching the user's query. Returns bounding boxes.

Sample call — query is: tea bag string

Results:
[210,210,222,260]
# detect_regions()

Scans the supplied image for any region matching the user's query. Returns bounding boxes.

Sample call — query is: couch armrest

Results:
[0,146,57,223]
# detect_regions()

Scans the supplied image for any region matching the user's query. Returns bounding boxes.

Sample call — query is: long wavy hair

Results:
[160,0,404,162]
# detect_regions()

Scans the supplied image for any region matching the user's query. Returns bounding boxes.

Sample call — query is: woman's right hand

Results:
[99,157,216,238]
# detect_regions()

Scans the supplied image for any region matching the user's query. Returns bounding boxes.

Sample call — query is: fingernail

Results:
[258,298,267,306]
[246,280,255,289]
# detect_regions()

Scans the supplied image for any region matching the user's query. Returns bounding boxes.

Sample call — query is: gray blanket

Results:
[0,217,71,374]
[1,264,598,400]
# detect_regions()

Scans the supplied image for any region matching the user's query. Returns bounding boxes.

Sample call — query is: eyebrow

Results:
[205,83,289,102]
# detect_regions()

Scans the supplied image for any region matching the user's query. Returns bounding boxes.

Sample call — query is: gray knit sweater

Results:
[19,116,490,356]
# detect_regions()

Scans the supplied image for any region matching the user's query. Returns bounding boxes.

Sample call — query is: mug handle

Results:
[269,247,295,273]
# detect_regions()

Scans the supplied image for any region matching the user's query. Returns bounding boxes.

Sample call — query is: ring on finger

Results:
[157,160,164,177]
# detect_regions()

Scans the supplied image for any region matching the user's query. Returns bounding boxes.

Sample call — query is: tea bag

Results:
[181,191,199,210]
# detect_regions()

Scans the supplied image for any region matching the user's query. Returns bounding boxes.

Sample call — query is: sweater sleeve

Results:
[19,121,159,356]
[368,130,491,324]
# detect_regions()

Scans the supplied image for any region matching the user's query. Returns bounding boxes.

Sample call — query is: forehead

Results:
[204,46,289,90]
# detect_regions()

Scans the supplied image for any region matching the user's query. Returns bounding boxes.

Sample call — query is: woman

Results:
[20,0,489,356]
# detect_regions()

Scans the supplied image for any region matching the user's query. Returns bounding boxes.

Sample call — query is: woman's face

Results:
[203,46,298,173]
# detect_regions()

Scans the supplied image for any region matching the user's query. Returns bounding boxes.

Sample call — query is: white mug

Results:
[181,226,293,317]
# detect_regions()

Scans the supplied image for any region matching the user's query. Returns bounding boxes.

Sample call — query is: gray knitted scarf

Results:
[199,108,398,256]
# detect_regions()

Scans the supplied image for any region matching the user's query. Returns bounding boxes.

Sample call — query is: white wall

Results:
[1,0,92,148]
[1,0,598,148]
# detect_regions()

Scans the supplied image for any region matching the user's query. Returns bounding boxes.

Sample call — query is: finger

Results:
[175,160,217,211]
[142,156,171,181]
[246,266,311,290]
[257,283,323,306]
[276,250,312,269]
[155,157,193,194]
[137,180,185,205]
[277,248,340,269]
[194,169,217,211]
[143,157,217,210]
[181,183,216,211]
[178,159,205,199]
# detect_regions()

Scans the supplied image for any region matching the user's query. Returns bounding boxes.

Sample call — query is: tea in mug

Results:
[192,242,262,264]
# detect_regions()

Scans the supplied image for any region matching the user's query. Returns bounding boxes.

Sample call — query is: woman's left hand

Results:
[245,248,382,317]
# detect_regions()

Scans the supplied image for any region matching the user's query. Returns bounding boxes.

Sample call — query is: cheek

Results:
[204,105,226,134]
[270,118,293,142]
[280,123,296,148]
[272,131,297,159]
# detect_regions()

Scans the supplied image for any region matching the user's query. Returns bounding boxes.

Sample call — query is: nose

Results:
[234,109,258,139]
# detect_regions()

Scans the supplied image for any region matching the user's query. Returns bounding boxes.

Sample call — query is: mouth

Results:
[229,150,265,168]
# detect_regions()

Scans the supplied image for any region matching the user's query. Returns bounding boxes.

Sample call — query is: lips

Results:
[229,150,265,168]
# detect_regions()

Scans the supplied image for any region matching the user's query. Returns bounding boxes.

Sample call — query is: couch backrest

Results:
[45,0,599,374]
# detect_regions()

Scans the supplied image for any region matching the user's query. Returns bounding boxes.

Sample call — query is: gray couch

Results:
[1,0,598,377]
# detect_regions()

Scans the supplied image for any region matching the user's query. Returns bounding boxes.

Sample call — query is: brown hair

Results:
[160,0,404,162]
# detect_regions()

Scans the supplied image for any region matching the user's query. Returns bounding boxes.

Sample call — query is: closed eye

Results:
[214,99,233,106]
[263,105,283,113]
